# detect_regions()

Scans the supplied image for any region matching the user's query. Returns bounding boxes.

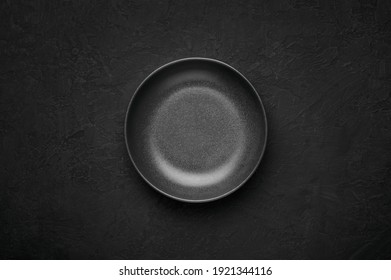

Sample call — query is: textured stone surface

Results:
[0,0,391,259]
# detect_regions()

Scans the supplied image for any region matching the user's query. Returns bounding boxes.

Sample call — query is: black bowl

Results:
[125,57,267,202]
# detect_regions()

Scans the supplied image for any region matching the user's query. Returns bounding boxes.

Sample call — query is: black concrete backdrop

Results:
[1,0,391,259]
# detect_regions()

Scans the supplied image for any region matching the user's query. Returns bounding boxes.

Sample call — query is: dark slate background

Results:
[1,0,391,259]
